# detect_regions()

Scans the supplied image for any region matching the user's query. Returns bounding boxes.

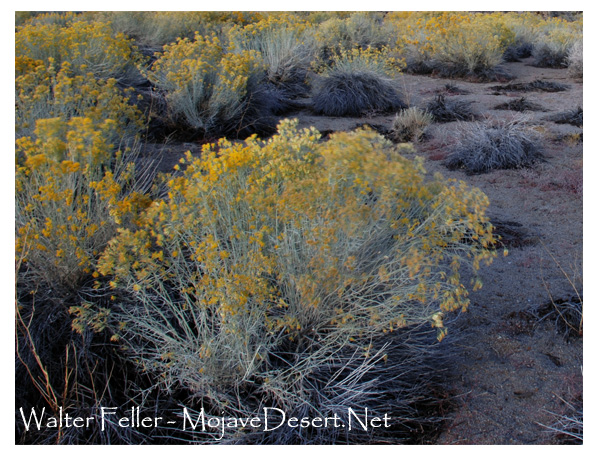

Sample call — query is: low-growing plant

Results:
[312,47,405,116]
[90,119,496,443]
[546,107,583,127]
[494,97,546,112]
[426,95,477,123]
[390,107,433,142]
[490,79,569,93]
[445,116,544,174]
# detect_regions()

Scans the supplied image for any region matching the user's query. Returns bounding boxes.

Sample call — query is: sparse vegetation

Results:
[546,106,583,127]
[444,116,544,174]
[390,107,433,142]
[494,97,545,112]
[567,39,583,78]
[427,95,477,123]
[490,79,569,93]
[14,11,583,445]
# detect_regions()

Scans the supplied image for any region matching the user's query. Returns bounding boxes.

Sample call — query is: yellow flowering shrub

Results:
[228,15,314,87]
[94,119,495,431]
[16,60,143,140]
[390,12,514,78]
[313,12,392,60]
[16,117,150,291]
[147,33,265,135]
[531,16,583,67]
[15,16,145,83]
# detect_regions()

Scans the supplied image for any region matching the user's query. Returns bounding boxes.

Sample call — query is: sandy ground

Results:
[138,57,583,444]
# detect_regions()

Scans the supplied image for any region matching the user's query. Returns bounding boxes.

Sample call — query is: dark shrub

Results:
[445,117,544,174]
[313,71,405,117]
[494,97,546,112]
[545,107,583,127]
[426,95,477,123]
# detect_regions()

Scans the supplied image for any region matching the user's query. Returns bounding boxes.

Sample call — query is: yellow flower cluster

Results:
[16,60,143,141]
[16,17,144,82]
[16,117,148,290]
[388,12,513,76]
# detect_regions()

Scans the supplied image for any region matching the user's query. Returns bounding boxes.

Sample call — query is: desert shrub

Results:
[89,119,496,443]
[426,95,477,123]
[532,17,582,68]
[567,39,583,78]
[15,17,145,84]
[490,79,569,93]
[314,12,392,62]
[445,116,544,174]
[502,12,545,61]
[16,117,150,292]
[390,12,513,79]
[312,47,405,116]
[146,33,270,138]
[435,83,470,95]
[390,107,433,142]
[95,11,209,51]
[542,397,583,444]
[494,97,545,112]
[228,14,315,96]
[545,107,583,127]
[15,60,144,141]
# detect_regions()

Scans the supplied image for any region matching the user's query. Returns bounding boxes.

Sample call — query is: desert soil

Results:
[138,56,583,444]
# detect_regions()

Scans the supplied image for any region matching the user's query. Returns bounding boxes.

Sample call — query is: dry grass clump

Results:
[490,79,569,93]
[312,48,405,117]
[435,83,470,95]
[426,95,477,123]
[390,107,433,142]
[445,116,544,174]
[87,119,496,444]
[494,97,546,112]
[546,107,583,127]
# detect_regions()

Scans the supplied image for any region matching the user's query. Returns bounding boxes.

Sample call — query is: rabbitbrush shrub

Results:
[228,14,315,95]
[390,12,514,79]
[147,33,267,137]
[91,119,496,443]
[15,60,144,141]
[15,16,145,84]
[532,17,583,68]
[567,39,583,78]
[16,117,150,292]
